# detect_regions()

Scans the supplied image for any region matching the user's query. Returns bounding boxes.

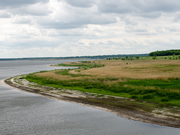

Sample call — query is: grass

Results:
[25,57,180,108]
[57,60,105,70]
[54,69,90,77]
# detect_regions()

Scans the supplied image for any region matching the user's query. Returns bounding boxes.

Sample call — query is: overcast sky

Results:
[0,0,180,58]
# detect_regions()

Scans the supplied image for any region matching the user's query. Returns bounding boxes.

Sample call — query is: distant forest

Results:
[0,54,148,61]
[149,50,180,56]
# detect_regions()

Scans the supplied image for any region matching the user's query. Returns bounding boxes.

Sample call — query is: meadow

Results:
[25,56,180,107]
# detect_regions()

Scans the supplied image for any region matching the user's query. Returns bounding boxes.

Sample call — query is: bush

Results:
[131,95,137,99]
[121,57,125,60]
[142,94,153,99]
[152,56,156,60]
[161,98,168,102]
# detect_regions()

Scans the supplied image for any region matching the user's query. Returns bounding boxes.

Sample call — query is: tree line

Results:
[0,54,148,61]
[149,50,180,56]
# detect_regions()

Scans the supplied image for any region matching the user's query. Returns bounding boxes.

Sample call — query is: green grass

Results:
[118,55,180,61]
[79,61,91,63]
[57,63,105,70]
[25,73,180,107]
[54,69,90,77]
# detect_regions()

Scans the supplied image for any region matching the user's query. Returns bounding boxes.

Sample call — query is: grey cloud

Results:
[0,0,48,8]
[174,13,180,22]
[38,20,85,29]
[0,11,11,18]
[139,0,180,13]
[107,40,123,45]
[78,42,85,45]
[38,7,117,29]
[56,29,85,36]
[139,12,162,19]
[166,27,180,32]
[98,42,104,45]
[89,42,95,45]
[97,0,133,14]
[123,18,138,25]
[65,0,95,8]
[125,27,149,34]
[97,0,180,17]
[10,3,52,16]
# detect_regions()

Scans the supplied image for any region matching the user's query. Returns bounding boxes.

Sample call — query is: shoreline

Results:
[3,76,180,128]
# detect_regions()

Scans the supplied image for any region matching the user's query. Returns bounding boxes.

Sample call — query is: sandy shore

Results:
[3,76,180,128]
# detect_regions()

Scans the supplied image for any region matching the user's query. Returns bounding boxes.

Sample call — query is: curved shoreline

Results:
[3,76,180,128]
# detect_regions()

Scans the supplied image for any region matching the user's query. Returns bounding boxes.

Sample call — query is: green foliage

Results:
[129,56,134,60]
[152,56,156,60]
[58,63,105,69]
[149,49,180,56]
[82,63,105,70]
[79,61,91,63]
[106,58,112,60]
[135,55,140,60]
[58,64,86,67]
[25,74,180,107]
[178,55,180,59]
[55,69,90,77]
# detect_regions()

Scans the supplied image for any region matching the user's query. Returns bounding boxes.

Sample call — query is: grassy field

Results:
[25,56,180,107]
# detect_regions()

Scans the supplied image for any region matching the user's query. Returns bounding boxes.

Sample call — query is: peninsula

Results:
[5,54,180,128]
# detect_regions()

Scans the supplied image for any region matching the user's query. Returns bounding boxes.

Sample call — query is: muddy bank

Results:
[4,76,180,128]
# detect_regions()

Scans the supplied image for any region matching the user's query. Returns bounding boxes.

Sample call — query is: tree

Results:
[149,49,180,56]
[152,56,156,60]
[129,56,133,60]
[135,55,140,60]
[178,55,180,59]
[125,56,129,60]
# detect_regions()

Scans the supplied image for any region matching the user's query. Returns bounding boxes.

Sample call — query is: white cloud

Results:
[37,1,116,29]
[0,0,180,58]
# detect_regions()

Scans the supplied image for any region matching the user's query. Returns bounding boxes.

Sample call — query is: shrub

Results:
[142,94,153,99]
[152,56,156,60]
[121,57,125,60]
[161,98,168,102]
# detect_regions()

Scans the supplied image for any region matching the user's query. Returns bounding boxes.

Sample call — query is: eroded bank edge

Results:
[3,75,180,128]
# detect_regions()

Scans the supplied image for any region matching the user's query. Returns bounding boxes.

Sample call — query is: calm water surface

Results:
[0,60,180,135]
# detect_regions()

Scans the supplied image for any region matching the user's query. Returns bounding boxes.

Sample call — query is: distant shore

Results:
[4,76,180,128]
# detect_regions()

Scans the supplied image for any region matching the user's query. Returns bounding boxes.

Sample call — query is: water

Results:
[0,60,180,135]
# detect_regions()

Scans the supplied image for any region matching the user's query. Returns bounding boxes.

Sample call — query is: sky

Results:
[0,0,180,58]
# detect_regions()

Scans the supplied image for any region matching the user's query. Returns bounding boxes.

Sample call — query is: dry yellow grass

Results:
[36,71,93,81]
[80,59,180,79]
[36,59,180,81]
